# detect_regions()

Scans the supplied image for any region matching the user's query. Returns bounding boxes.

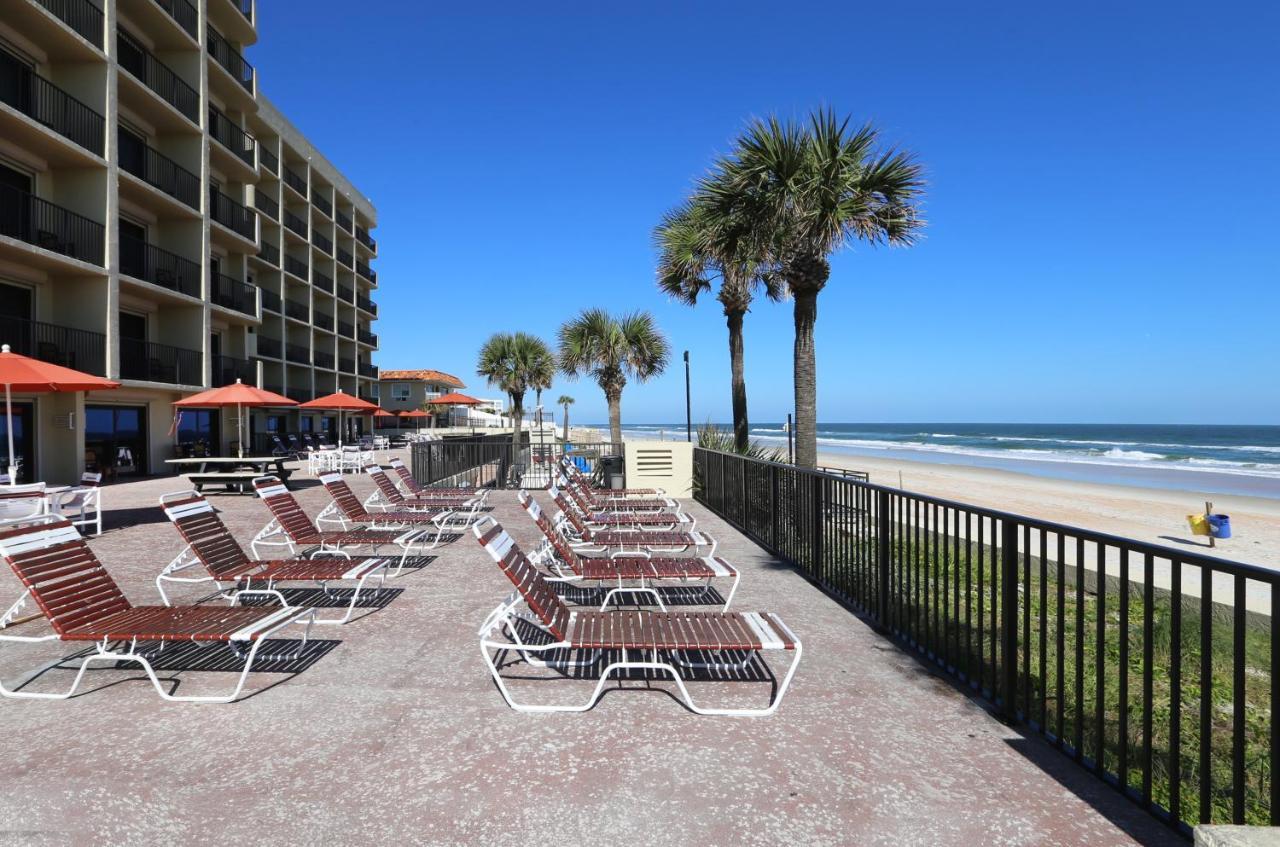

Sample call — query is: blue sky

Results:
[256,1,1279,426]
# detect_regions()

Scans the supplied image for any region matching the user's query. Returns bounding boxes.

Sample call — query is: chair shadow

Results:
[554,583,728,609]
[1157,535,1213,549]
[239,586,404,610]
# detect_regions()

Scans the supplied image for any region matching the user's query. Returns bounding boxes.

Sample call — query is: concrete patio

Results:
[0,457,1180,845]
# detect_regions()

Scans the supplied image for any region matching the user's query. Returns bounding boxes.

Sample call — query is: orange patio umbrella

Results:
[173,379,296,458]
[298,390,380,447]
[398,408,427,432]
[430,392,482,429]
[0,344,121,481]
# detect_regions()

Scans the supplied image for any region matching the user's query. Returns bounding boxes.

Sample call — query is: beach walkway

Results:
[0,460,1178,845]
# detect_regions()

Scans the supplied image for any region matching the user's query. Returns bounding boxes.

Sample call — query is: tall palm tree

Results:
[476,332,554,472]
[655,190,782,453]
[713,109,925,466]
[557,394,574,442]
[558,309,670,446]
[529,344,555,437]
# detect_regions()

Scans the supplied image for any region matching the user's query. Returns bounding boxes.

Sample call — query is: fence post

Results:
[876,488,890,630]
[770,463,779,551]
[1000,519,1020,724]
[811,473,824,577]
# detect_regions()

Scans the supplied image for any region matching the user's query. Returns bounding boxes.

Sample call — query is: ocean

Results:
[612,423,1280,499]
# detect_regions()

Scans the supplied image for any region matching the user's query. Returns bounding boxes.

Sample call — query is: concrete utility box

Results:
[623,440,693,499]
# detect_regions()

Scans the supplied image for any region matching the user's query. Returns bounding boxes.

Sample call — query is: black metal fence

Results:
[0,50,105,155]
[208,105,255,166]
[206,25,254,91]
[120,338,201,385]
[119,235,200,297]
[36,0,104,49]
[153,0,198,40]
[209,187,256,240]
[118,131,200,208]
[693,447,1276,835]
[409,436,622,490]
[117,31,199,123]
[0,184,104,266]
[0,315,105,375]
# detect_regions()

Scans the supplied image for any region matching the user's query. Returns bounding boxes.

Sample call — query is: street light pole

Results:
[683,350,691,442]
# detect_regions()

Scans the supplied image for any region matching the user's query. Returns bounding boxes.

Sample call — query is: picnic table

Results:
[165,456,294,493]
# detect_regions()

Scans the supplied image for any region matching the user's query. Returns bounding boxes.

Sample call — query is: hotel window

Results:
[391,383,410,401]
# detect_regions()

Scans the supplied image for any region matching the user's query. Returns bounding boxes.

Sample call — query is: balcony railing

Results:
[0,183,104,266]
[356,294,377,316]
[120,337,201,385]
[206,25,253,92]
[258,240,280,266]
[338,356,355,373]
[338,320,354,338]
[284,342,310,364]
[355,226,376,252]
[235,0,253,22]
[313,350,334,370]
[284,210,307,237]
[37,0,105,50]
[213,354,255,386]
[118,130,200,209]
[260,146,278,174]
[117,30,198,123]
[119,234,200,298]
[284,299,309,322]
[211,271,256,316]
[310,189,332,217]
[355,260,374,282]
[336,247,353,268]
[357,329,377,346]
[256,335,281,358]
[283,166,306,196]
[314,311,333,331]
[209,187,256,240]
[259,288,281,313]
[0,315,105,375]
[312,230,332,255]
[358,362,377,378]
[336,284,354,303]
[313,269,333,293]
[0,50,105,155]
[254,191,278,220]
[335,210,352,232]
[208,105,255,167]
[284,255,308,280]
[153,0,198,40]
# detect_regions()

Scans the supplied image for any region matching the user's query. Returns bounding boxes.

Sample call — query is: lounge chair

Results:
[362,464,487,515]
[159,491,390,624]
[385,458,479,499]
[314,471,473,537]
[518,491,738,610]
[50,473,103,536]
[559,474,677,514]
[0,515,314,702]
[550,490,716,556]
[472,517,800,716]
[549,484,696,532]
[560,456,665,498]
[250,475,443,575]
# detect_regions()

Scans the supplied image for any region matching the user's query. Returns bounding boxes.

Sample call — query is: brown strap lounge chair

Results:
[472,516,800,716]
[559,472,675,513]
[361,465,487,518]
[315,471,463,537]
[549,490,716,557]
[549,484,699,534]
[0,515,315,702]
[558,455,665,498]
[386,458,478,500]
[517,491,738,610]
[160,491,391,624]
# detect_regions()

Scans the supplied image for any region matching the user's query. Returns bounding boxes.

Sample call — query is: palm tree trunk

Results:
[510,396,523,482]
[606,389,622,447]
[793,289,818,467]
[726,308,749,453]
[561,404,570,442]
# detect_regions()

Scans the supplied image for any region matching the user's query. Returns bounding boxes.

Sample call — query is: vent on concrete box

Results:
[632,447,673,477]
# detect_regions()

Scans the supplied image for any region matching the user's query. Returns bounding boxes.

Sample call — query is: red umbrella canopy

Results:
[432,392,482,405]
[372,408,395,418]
[173,379,296,408]
[0,345,120,392]
[298,390,380,412]
[398,409,428,418]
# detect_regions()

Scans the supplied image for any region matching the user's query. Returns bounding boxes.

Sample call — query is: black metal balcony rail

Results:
[152,0,198,40]
[358,361,377,378]
[260,146,278,174]
[356,294,377,316]
[116,29,198,122]
[310,188,332,217]
[284,209,307,237]
[209,186,256,240]
[285,387,311,403]
[37,0,104,49]
[312,229,332,255]
[213,353,255,386]
[259,288,281,313]
[283,166,306,196]
[211,271,256,315]
[0,183,104,266]
[208,105,255,166]
[312,269,333,293]
[355,260,374,282]
[284,341,309,364]
[117,129,200,209]
[335,209,352,232]
[254,191,278,220]
[206,25,253,92]
[283,254,308,280]
[357,329,377,346]
[0,50,105,155]
[313,311,334,331]
[284,298,309,322]
[336,283,354,303]
[337,319,355,338]
[693,447,1280,835]
[338,356,355,373]
[0,314,105,375]
[355,225,376,252]
[313,349,334,370]
[119,337,201,385]
[118,234,200,297]
[336,246,353,268]
[235,0,253,22]
[258,239,280,266]
[256,334,281,359]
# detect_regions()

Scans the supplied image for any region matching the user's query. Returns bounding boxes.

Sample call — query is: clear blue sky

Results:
[256,1,1279,426]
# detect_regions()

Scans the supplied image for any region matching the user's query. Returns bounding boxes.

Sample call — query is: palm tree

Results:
[713,109,925,466]
[529,344,555,437]
[476,332,554,472]
[557,394,574,442]
[558,309,670,446]
[655,189,782,453]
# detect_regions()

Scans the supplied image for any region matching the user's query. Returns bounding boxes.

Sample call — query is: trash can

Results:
[1187,514,1210,536]
[600,455,624,490]
[1207,514,1232,539]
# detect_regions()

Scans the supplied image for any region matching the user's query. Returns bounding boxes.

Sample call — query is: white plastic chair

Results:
[0,483,48,521]
[53,472,103,536]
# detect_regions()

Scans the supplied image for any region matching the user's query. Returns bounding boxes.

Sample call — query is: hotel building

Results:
[0,0,379,482]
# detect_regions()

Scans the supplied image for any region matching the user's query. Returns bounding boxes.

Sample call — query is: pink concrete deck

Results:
[0,458,1178,844]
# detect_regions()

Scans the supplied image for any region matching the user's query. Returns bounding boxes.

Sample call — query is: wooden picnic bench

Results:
[165,457,295,493]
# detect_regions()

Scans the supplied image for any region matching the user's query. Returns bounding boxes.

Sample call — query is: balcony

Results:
[312,230,332,255]
[0,314,105,375]
[209,187,256,241]
[313,350,335,370]
[260,146,278,174]
[256,335,280,359]
[213,354,255,386]
[285,387,311,403]
[120,337,201,385]
[336,247,353,268]
[355,260,375,283]
[233,0,252,22]
[355,226,376,253]
[258,240,280,266]
[254,191,278,220]
[313,269,333,294]
[337,319,354,338]
[206,25,253,92]
[208,105,255,168]
[259,289,281,314]
[314,311,333,332]
[284,255,308,280]
[356,294,377,316]
[336,284,354,303]
[338,356,355,374]
[335,210,352,233]
[358,362,377,379]
[284,299,309,322]
[0,50,105,156]
[36,0,105,50]
[310,189,332,218]
[118,235,200,298]
[284,210,307,238]
[118,130,200,210]
[284,342,309,364]
[0,183,104,266]
[211,271,257,316]
[283,166,306,197]
[117,30,198,123]
[357,329,377,346]
[153,0,199,41]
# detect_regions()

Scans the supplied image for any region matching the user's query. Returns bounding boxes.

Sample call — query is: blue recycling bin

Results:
[1207,514,1232,539]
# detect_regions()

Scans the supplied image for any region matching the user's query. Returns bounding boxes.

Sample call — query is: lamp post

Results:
[683,350,691,442]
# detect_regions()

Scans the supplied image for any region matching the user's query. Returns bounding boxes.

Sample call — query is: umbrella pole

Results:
[4,382,14,484]
[238,402,244,458]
